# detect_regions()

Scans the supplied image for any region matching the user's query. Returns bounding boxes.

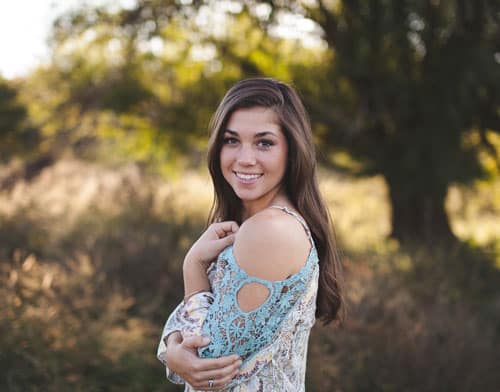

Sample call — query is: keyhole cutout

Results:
[237,282,270,312]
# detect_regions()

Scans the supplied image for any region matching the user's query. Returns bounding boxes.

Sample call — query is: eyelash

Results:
[222,137,274,149]
[223,137,238,145]
[257,139,274,148]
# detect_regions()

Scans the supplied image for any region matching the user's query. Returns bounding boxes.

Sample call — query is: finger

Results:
[228,221,239,234]
[216,234,235,248]
[192,353,241,372]
[215,221,239,236]
[197,358,242,382]
[192,365,240,391]
[214,226,228,239]
[214,365,241,389]
[182,335,210,350]
[192,371,237,391]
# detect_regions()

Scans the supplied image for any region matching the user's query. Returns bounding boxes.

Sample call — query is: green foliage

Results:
[0,79,25,136]
[9,0,329,175]
[15,0,496,242]
[0,79,39,162]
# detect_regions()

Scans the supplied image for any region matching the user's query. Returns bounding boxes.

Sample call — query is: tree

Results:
[268,0,500,245]
[39,1,308,171]
[45,0,500,245]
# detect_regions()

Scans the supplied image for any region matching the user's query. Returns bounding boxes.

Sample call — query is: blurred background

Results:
[1,0,499,391]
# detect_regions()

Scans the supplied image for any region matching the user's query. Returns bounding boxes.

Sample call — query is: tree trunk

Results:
[385,176,457,247]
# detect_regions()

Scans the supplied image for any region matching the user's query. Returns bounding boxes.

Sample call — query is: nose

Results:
[237,144,256,166]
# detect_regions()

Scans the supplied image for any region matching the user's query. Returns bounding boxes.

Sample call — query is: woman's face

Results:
[220,106,288,213]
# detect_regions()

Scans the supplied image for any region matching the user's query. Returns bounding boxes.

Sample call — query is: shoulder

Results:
[232,208,311,281]
[239,208,307,245]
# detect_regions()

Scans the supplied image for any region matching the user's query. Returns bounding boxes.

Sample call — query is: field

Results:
[1,158,499,391]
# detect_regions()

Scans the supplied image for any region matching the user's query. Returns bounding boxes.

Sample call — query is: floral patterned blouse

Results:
[157,206,319,391]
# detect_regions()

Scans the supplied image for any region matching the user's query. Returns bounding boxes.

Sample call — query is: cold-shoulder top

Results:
[157,206,320,391]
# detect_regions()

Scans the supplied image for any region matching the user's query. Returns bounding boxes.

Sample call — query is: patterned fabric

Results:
[157,206,319,391]
[157,265,217,385]
[199,242,317,363]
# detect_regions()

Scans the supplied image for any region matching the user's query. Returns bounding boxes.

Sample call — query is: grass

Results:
[0,158,499,391]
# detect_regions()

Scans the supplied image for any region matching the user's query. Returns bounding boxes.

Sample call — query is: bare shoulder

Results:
[233,208,311,281]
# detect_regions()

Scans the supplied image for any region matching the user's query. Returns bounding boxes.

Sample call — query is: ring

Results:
[208,379,214,388]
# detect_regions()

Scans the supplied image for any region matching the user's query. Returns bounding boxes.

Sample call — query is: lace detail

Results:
[157,205,320,391]
[223,265,319,391]
[158,265,319,391]
[198,206,318,364]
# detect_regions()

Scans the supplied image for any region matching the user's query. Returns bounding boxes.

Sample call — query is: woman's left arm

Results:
[157,290,241,387]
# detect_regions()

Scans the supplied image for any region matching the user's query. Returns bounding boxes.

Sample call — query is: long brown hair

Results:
[207,77,344,324]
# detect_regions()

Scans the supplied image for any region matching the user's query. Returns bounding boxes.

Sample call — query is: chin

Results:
[234,192,259,202]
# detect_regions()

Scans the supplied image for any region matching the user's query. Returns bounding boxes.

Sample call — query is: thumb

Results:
[217,234,235,248]
[182,335,210,349]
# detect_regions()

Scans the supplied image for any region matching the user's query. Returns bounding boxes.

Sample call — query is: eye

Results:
[223,137,239,145]
[257,139,274,148]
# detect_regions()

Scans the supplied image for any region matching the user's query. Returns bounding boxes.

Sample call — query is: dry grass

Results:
[0,159,499,391]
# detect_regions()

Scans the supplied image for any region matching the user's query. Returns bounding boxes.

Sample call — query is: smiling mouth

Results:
[234,172,263,180]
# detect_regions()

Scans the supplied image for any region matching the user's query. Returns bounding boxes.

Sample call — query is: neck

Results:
[241,190,291,221]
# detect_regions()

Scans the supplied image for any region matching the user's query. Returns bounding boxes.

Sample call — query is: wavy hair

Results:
[207,77,344,324]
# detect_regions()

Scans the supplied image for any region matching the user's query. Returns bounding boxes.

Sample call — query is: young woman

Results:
[157,78,344,391]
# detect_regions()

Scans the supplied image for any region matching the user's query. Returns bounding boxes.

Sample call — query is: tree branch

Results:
[297,0,338,48]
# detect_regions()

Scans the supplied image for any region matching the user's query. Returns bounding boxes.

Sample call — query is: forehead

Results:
[225,107,282,135]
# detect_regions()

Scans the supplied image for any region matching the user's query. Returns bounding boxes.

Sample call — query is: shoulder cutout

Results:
[232,208,311,282]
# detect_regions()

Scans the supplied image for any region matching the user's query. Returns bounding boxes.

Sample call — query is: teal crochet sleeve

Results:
[198,242,318,364]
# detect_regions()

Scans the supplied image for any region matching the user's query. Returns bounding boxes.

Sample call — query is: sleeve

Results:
[157,292,214,384]
[224,269,319,389]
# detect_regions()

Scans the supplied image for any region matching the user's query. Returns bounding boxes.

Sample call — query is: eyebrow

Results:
[224,129,278,138]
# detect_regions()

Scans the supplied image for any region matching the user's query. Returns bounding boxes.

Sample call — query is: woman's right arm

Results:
[182,221,239,298]
[158,221,241,389]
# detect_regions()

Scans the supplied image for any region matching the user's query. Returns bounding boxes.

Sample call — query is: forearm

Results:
[181,220,237,298]
[183,255,211,298]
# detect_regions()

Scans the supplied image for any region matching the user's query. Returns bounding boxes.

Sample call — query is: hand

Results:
[185,221,239,269]
[166,333,242,391]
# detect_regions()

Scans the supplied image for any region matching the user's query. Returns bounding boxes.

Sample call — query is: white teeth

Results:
[236,172,261,180]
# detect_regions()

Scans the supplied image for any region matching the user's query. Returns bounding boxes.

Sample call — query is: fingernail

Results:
[202,337,210,344]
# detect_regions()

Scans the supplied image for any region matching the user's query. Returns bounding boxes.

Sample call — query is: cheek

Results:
[264,150,288,179]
